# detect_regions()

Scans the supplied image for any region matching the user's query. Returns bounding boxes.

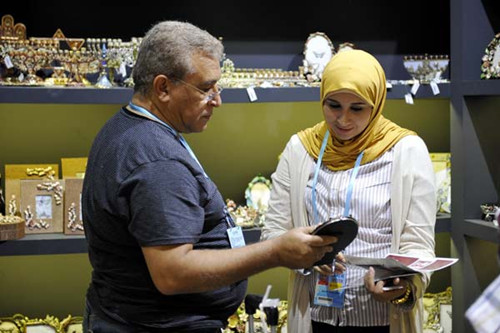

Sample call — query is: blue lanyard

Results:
[312,130,364,224]
[128,102,208,178]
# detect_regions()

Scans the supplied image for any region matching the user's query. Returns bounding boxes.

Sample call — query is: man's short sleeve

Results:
[124,159,206,246]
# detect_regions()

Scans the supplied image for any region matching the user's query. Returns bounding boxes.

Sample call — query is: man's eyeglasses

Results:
[174,78,223,103]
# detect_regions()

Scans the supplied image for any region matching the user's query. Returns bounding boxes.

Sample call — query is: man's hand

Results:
[273,226,337,269]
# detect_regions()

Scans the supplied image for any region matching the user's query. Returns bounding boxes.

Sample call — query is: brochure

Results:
[344,253,459,281]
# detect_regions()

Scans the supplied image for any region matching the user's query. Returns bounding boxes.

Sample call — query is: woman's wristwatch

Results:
[390,284,412,305]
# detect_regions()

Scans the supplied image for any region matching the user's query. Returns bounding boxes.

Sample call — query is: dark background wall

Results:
[3,0,450,54]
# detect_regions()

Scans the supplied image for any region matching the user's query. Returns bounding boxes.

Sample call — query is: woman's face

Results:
[322,91,373,141]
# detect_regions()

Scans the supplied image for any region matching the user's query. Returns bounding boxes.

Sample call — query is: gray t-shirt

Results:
[83,107,247,332]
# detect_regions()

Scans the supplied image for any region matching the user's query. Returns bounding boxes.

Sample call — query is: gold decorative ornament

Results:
[481,32,500,79]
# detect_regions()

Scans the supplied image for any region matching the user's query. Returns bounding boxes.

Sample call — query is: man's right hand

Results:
[272,226,337,269]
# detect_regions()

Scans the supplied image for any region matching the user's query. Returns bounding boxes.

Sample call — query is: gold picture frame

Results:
[64,178,84,235]
[25,314,65,333]
[5,164,59,217]
[20,179,64,234]
[0,313,24,333]
[61,157,87,179]
[303,32,335,81]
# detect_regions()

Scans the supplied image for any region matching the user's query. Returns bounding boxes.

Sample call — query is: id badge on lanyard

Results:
[312,130,364,308]
[224,207,246,248]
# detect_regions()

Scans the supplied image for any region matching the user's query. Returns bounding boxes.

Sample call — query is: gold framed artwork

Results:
[61,157,87,179]
[5,164,59,217]
[20,179,64,234]
[64,178,84,235]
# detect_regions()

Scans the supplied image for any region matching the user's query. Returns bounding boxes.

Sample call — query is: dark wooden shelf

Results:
[461,80,500,97]
[0,217,452,256]
[463,219,500,243]
[0,84,450,104]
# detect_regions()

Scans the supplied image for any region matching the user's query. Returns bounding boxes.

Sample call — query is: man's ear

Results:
[153,75,170,101]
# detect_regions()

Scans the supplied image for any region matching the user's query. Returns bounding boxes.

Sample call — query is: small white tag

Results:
[386,81,393,89]
[18,73,24,82]
[119,62,127,77]
[246,87,258,102]
[430,81,440,95]
[227,226,246,248]
[405,93,414,105]
[410,81,420,95]
[4,55,13,69]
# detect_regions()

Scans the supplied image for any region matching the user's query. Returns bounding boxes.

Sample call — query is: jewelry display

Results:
[0,17,449,91]
[226,199,258,228]
[223,300,288,333]
[481,32,500,79]
[403,54,450,84]
[0,14,26,40]
[480,203,499,226]
[225,176,272,229]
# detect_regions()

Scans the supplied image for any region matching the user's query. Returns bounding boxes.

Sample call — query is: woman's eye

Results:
[327,102,341,109]
[351,106,363,112]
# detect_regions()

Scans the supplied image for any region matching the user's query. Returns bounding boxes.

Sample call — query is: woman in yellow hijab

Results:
[261,50,436,333]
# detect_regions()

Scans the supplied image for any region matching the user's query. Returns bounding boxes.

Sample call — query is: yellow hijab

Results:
[298,50,415,171]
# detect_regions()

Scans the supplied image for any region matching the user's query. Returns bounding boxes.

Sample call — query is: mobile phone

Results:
[382,285,404,291]
[381,279,405,291]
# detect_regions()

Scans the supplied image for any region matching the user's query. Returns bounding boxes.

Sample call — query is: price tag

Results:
[410,81,420,95]
[386,81,393,89]
[404,93,414,105]
[18,73,24,82]
[430,81,440,95]
[4,55,13,69]
[246,87,258,102]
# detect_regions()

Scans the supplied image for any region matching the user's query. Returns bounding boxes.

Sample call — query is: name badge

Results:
[227,226,246,248]
[313,272,346,308]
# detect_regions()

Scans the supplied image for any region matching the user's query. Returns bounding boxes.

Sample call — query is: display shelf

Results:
[463,219,500,243]
[0,228,264,256]
[0,233,87,256]
[0,219,451,256]
[0,84,450,105]
[461,80,500,96]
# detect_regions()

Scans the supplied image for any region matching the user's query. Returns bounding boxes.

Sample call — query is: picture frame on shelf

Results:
[64,178,84,235]
[20,179,64,234]
[25,315,61,333]
[4,164,59,217]
[303,32,335,82]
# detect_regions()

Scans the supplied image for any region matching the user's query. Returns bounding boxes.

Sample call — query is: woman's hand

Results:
[363,267,409,303]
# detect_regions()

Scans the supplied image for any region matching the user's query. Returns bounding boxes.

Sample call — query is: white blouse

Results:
[305,147,394,327]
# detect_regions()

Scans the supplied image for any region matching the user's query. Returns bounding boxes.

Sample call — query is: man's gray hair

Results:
[132,21,224,95]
